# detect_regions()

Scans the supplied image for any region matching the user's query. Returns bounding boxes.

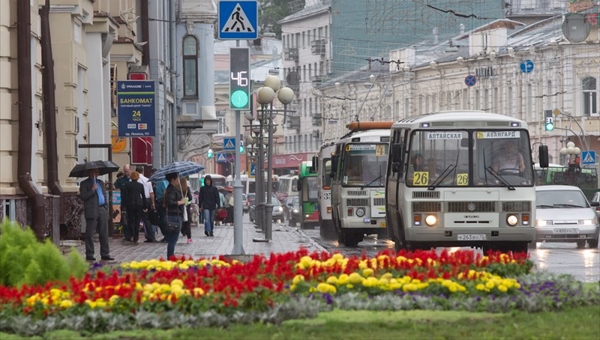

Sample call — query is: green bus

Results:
[534,164,599,200]
[297,161,319,229]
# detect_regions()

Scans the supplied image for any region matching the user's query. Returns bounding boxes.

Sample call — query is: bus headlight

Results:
[537,220,553,227]
[506,214,518,226]
[355,207,366,217]
[425,214,437,226]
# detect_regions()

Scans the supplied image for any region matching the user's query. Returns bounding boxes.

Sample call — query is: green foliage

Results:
[0,219,87,287]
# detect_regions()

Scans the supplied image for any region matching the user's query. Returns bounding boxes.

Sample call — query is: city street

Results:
[301,228,600,283]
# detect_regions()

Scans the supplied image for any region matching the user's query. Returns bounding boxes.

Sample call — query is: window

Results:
[582,77,597,116]
[183,35,198,97]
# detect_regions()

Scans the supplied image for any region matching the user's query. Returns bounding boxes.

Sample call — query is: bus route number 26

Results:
[456,173,468,186]
[413,171,429,186]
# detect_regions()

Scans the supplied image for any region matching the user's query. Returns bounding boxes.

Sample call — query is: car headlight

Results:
[355,207,366,217]
[580,218,598,225]
[537,220,553,227]
[278,206,283,212]
[425,214,437,226]
[506,214,518,226]
[293,209,299,213]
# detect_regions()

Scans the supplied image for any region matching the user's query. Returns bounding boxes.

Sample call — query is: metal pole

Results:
[264,102,274,240]
[232,107,245,254]
[253,105,267,242]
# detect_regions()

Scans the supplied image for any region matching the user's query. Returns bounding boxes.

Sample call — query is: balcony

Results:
[288,115,301,130]
[310,75,326,84]
[284,48,299,61]
[312,113,322,126]
[311,39,326,56]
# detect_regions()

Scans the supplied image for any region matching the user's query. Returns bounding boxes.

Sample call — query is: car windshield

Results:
[536,190,590,208]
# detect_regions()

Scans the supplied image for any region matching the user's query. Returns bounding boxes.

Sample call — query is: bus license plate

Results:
[380,221,386,228]
[457,234,487,241]
[553,228,578,234]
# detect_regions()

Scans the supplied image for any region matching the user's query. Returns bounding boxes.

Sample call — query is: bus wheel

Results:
[343,233,363,247]
[320,220,337,240]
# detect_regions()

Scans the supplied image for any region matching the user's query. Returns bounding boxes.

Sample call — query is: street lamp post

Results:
[253,76,295,242]
[560,141,581,166]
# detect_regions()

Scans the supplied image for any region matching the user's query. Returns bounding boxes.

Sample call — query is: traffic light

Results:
[239,134,245,153]
[229,48,250,110]
[207,148,213,159]
[544,110,554,131]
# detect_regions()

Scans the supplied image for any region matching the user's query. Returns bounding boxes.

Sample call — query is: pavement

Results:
[67,214,327,263]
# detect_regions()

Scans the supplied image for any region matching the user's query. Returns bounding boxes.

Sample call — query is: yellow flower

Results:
[300,256,313,268]
[348,272,364,284]
[326,276,338,285]
[485,281,495,289]
[476,284,485,291]
[332,253,344,261]
[59,300,73,308]
[292,274,305,285]
[497,285,508,293]
[362,277,379,288]
[448,285,458,293]
[362,268,374,277]
[170,279,184,288]
[338,274,350,285]
[193,287,205,296]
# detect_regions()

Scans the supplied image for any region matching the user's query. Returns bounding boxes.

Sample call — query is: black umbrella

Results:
[69,160,120,178]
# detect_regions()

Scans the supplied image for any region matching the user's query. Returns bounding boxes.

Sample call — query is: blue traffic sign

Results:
[581,150,596,165]
[217,153,228,163]
[250,163,256,176]
[464,75,477,87]
[223,138,236,150]
[520,59,534,73]
[117,80,156,137]
[218,1,258,40]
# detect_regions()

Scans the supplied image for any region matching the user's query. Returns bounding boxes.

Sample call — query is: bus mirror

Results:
[296,178,302,192]
[311,155,318,170]
[538,145,549,168]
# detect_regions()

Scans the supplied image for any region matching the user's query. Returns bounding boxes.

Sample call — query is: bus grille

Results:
[447,201,496,212]
[347,190,367,196]
[502,201,531,212]
[412,191,440,199]
[373,198,385,206]
[412,202,442,212]
[347,198,369,206]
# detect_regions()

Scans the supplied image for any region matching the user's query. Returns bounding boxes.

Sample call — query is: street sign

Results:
[248,163,256,178]
[224,138,236,150]
[581,150,596,165]
[520,59,534,73]
[218,1,258,40]
[217,153,228,163]
[464,75,477,87]
[117,80,156,137]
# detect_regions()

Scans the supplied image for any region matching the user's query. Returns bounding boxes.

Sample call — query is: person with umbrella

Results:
[78,167,114,261]
[164,172,185,259]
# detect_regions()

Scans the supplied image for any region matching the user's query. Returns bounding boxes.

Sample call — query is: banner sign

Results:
[117,80,156,137]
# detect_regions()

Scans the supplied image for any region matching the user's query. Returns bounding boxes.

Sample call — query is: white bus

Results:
[312,142,337,239]
[385,111,545,254]
[226,173,279,197]
[277,174,299,201]
[330,121,394,247]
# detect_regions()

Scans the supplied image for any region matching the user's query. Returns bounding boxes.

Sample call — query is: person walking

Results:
[121,171,147,244]
[79,168,113,261]
[198,175,220,237]
[154,178,169,242]
[179,177,194,243]
[136,166,157,242]
[164,172,185,259]
[114,164,131,190]
[114,164,131,239]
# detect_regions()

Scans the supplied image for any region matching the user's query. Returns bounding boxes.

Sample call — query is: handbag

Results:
[166,218,179,233]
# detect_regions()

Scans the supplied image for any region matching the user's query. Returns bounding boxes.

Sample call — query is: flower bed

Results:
[0,249,598,336]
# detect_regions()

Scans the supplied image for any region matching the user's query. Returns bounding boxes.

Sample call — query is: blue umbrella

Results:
[149,161,204,181]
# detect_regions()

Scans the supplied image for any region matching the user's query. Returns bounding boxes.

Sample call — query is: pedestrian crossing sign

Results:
[248,163,256,178]
[223,138,236,150]
[581,150,596,165]
[218,1,258,40]
[217,153,227,163]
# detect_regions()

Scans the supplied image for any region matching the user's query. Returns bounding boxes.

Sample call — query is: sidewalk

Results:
[70,214,327,263]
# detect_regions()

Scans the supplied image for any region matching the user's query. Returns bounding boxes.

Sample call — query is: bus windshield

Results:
[407,129,534,188]
[342,143,388,187]
[322,158,332,188]
[303,177,319,201]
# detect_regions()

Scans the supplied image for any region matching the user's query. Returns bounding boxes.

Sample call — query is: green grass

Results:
[2,306,599,339]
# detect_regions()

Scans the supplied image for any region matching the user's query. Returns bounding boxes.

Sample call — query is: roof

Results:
[535,185,585,192]
[278,0,330,24]
[338,129,391,142]
[393,111,525,126]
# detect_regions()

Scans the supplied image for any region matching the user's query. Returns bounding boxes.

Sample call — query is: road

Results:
[300,228,600,283]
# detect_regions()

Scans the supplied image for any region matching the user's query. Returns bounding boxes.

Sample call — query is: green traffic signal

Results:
[231,90,249,109]
[240,145,245,153]
[545,122,554,131]
[207,148,214,159]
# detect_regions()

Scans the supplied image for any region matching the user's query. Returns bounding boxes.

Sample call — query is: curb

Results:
[294,227,329,253]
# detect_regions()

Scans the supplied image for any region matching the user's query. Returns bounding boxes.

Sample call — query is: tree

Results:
[258,0,304,38]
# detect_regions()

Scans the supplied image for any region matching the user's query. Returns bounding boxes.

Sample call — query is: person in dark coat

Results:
[198,175,220,237]
[164,172,185,259]
[79,168,113,261]
[121,171,147,244]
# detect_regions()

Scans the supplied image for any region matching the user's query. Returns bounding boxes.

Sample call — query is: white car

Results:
[535,185,599,249]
